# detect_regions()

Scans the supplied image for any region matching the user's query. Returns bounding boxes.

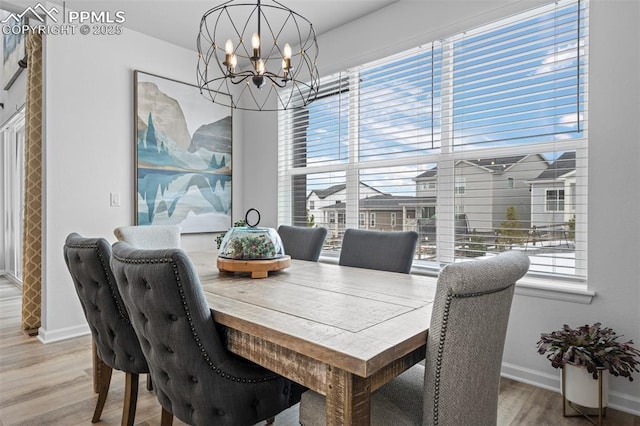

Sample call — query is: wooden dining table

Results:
[188,251,438,425]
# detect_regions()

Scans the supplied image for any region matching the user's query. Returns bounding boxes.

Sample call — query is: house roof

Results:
[463,155,528,172]
[309,182,387,199]
[310,184,346,199]
[321,194,436,210]
[415,155,531,179]
[416,167,438,179]
[534,151,576,180]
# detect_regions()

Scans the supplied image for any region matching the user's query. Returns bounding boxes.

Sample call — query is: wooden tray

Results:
[217,255,291,279]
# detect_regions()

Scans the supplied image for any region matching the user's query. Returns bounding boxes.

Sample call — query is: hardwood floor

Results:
[1,277,638,425]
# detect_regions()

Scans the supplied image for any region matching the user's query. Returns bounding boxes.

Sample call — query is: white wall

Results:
[242,0,640,414]
[40,25,236,341]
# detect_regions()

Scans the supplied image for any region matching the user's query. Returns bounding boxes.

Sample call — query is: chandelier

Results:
[196,0,320,111]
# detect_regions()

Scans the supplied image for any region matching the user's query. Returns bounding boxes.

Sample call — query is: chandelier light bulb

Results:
[225,39,234,54]
[251,32,260,50]
[283,43,292,59]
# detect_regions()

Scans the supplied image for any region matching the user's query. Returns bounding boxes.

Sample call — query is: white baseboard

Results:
[502,362,640,416]
[37,324,91,344]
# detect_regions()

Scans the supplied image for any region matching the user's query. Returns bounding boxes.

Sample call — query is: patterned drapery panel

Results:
[22,30,43,335]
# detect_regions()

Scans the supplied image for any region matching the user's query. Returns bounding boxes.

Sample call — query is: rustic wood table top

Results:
[189,251,437,425]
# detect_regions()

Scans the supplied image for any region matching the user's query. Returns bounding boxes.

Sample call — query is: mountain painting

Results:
[134,71,232,233]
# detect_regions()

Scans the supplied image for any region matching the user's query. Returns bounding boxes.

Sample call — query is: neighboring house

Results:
[528,151,577,230]
[307,182,386,232]
[320,194,435,236]
[415,155,549,232]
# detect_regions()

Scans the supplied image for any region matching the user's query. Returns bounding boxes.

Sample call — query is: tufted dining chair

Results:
[277,225,327,261]
[113,224,181,249]
[113,224,181,391]
[299,250,530,425]
[110,242,304,426]
[63,233,149,426]
[339,228,419,273]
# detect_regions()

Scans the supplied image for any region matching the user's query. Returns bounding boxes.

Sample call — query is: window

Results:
[455,177,466,195]
[279,0,588,280]
[546,189,565,211]
[391,212,397,228]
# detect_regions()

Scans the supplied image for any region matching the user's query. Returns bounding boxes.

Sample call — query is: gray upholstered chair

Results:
[110,242,303,426]
[277,225,327,261]
[113,224,181,249]
[299,250,530,425]
[339,228,419,273]
[113,224,181,392]
[63,233,149,426]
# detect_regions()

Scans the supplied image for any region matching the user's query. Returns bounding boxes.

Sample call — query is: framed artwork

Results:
[134,70,232,233]
[2,15,27,90]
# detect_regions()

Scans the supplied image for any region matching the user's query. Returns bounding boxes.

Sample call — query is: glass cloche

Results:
[218,209,285,260]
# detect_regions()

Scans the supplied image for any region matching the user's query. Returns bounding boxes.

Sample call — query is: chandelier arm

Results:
[263,74,288,88]
[227,73,254,85]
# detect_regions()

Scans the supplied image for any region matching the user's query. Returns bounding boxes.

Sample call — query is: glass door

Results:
[2,110,25,283]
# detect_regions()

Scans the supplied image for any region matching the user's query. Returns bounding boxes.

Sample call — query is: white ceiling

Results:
[5,0,398,52]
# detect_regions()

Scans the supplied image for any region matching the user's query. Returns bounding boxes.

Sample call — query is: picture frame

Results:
[133,70,232,233]
[2,15,27,90]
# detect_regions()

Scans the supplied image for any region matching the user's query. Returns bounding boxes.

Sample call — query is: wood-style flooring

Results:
[1,277,638,425]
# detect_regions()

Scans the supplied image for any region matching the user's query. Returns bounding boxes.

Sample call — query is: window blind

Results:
[450,0,586,148]
[278,0,588,279]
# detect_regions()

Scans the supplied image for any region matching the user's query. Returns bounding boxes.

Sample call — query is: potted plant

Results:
[537,323,640,409]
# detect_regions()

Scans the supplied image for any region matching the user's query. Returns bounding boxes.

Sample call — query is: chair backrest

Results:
[110,242,297,425]
[338,228,418,273]
[113,225,181,249]
[277,225,327,261]
[423,250,529,425]
[63,233,147,374]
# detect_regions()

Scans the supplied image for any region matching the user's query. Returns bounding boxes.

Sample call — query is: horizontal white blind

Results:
[358,44,442,161]
[450,147,586,278]
[279,75,350,168]
[278,0,588,279]
[450,0,586,148]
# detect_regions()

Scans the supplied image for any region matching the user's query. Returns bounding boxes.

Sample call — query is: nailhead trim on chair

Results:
[432,284,513,426]
[67,240,131,324]
[113,253,280,384]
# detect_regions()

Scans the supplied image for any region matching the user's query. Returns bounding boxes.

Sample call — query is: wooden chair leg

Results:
[161,407,174,426]
[122,373,139,426]
[92,341,101,393]
[91,363,113,423]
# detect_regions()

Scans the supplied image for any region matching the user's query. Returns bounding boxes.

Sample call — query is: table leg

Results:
[325,365,371,425]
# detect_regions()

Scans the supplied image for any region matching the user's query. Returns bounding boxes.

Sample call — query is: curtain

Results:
[21,30,43,335]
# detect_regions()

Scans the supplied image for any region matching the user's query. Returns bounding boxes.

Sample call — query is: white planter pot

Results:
[562,363,608,408]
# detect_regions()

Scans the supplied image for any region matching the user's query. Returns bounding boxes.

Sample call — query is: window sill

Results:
[514,276,595,304]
